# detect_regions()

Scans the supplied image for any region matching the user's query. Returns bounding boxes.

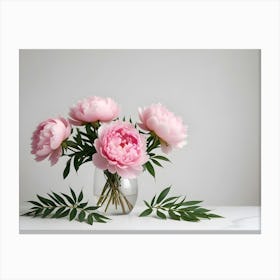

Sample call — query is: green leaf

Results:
[63,158,71,179]
[83,157,93,164]
[66,140,78,148]
[69,208,77,221]
[92,213,110,220]
[92,213,106,223]
[156,186,171,204]
[145,161,155,178]
[28,201,43,207]
[52,207,66,218]
[61,193,75,205]
[186,212,200,221]
[146,135,153,147]
[156,210,166,219]
[85,124,95,137]
[151,159,163,167]
[78,190,83,203]
[70,188,77,202]
[180,206,200,211]
[150,195,156,207]
[153,155,171,162]
[181,213,198,222]
[73,155,80,172]
[144,200,151,208]
[181,201,203,206]
[162,196,179,205]
[37,195,56,206]
[168,210,180,221]
[42,207,55,218]
[139,208,153,217]
[78,202,88,208]
[34,208,43,216]
[207,213,223,218]
[57,208,70,218]
[52,192,67,205]
[84,206,99,211]
[47,193,61,205]
[162,202,176,208]
[195,208,211,213]
[194,212,209,219]
[76,129,82,145]
[176,196,186,206]
[87,213,94,225]
[78,210,86,222]
[21,211,34,216]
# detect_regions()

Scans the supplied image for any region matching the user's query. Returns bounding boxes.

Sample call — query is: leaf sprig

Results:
[139,186,223,222]
[62,123,99,178]
[22,187,110,225]
[143,133,171,178]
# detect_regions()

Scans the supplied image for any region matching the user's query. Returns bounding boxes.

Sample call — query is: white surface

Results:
[19,206,260,234]
[19,49,260,207]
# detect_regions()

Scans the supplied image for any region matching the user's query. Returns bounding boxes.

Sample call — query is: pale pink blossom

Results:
[93,121,148,179]
[31,117,71,165]
[138,103,187,153]
[69,96,120,125]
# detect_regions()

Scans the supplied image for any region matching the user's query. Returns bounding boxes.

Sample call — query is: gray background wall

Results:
[19,49,260,208]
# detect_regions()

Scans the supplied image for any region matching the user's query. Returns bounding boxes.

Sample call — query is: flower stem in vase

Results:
[95,170,136,215]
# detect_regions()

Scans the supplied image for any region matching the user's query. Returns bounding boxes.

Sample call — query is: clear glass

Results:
[93,169,138,215]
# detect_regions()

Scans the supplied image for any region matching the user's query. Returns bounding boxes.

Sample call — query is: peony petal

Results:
[69,118,82,126]
[49,148,62,165]
[146,116,159,131]
[116,166,139,179]
[154,123,170,140]
[68,96,120,124]
[36,144,52,156]
[176,140,187,148]
[92,153,108,170]
[160,140,172,154]
[50,121,67,149]
[35,154,49,162]
[107,164,117,174]
[137,122,149,131]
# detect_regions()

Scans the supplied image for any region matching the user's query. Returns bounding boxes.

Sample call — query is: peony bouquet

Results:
[31,96,187,214]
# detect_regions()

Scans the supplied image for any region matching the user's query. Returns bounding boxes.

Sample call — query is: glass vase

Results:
[93,169,138,215]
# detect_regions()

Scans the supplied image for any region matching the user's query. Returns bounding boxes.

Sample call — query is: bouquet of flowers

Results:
[31,96,187,214]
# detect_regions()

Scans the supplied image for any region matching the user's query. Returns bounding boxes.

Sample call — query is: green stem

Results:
[117,191,126,213]
[121,192,133,211]
[104,188,114,212]
[97,182,109,205]
[98,185,111,206]
[97,171,134,214]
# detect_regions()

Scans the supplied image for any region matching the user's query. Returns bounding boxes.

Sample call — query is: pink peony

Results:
[93,121,148,179]
[31,117,71,165]
[138,103,187,153]
[69,96,120,125]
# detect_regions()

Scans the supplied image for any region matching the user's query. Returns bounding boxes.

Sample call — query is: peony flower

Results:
[93,121,148,179]
[69,96,120,125]
[31,117,71,165]
[138,103,187,153]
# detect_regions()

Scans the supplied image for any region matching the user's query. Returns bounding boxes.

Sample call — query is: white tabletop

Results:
[19,206,260,234]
